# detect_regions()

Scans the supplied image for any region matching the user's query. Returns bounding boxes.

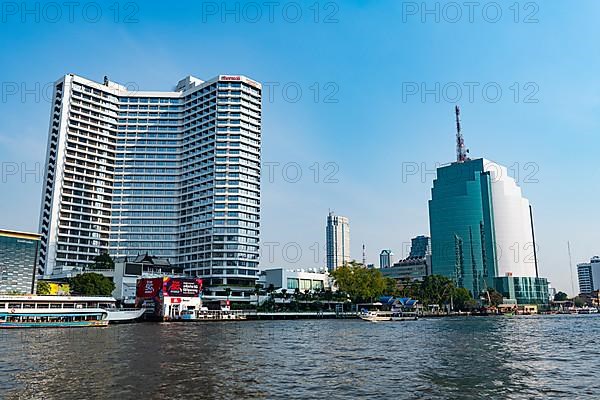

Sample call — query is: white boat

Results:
[359,311,391,322]
[105,308,146,322]
[390,312,419,321]
[0,295,113,328]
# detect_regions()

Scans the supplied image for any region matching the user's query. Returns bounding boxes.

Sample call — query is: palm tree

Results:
[267,284,275,311]
[294,288,300,312]
[224,287,231,307]
[324,289,333,310]
[253,284,261,310]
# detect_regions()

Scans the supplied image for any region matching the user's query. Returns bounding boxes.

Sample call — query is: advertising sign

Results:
[162,278,202,297]
[136,278,162,298]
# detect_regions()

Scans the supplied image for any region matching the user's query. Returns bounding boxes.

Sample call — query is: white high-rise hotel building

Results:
[39,74,262,298]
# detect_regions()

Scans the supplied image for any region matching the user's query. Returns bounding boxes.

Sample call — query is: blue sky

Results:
[1,0,598,295]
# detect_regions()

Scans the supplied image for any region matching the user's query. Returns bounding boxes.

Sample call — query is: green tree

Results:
[69,273,115,296]
[294,288,301,311]
[330,261,391,303]
[254,284,262,309]
[89,253,114,270]
[36,281,52,295]
[385,277,399,297]
[452,287,473,311]
[573,296,586,308]
[267,284,275,311]
[398,278,420,298]
[481,288,503,307]
[464,299,479,310]
[554,291,568,302]
[417,275,455,307]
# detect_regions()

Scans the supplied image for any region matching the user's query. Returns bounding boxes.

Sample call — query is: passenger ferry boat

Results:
[359,310,392,322]
[0,295,143,328]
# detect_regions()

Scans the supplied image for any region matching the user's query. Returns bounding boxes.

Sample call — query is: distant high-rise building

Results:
[379,249,393,269]
[326,212,350,271]
[577,262,593,294]
[428,109,548,304]
[409,235,431,258]
[593,257,600,290]
[0,229,40,294]
[577,256,600,294]
[38,73,262,299]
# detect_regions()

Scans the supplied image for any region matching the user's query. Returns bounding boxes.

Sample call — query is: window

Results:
[287,278,299,290]
[300,279,311,291]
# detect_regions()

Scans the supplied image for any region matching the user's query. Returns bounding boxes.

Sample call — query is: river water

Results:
[1,315,598,399]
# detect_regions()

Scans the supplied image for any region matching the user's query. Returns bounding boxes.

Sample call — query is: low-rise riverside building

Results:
[381,255,431,281]
[43,254,184,304]
[380,236,432,282]
[0,229,41,294]
[259,268,332,292]
[112,255,185,304]
[494,275,550,305]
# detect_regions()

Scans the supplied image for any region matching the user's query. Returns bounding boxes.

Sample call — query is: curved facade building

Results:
[39,74,262,299]
[429,158,541,301]
[484,161,537,278]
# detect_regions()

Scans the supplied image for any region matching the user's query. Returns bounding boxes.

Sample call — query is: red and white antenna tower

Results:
[455,106,469,162]
[362,244,366,267]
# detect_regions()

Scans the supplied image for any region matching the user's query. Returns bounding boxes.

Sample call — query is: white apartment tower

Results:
[326,212,350,271]
[39,74,262,298]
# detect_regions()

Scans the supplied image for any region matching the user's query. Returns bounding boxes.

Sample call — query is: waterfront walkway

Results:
[250,311,357,320]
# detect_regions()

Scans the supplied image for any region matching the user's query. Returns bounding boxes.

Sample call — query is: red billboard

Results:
[136,277,202,299]
[136,278,163,298]
[162,277,202,297]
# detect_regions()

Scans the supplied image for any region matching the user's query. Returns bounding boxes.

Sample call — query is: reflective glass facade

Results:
[428,159,498,296]
[0,230,40,294]
[494,276,549,305]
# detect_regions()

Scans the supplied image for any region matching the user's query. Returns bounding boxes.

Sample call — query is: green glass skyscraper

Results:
[428,158,497,296]
[428,107,548,304]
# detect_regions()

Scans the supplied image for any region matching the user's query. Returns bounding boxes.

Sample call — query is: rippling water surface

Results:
[1,315,599,399]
